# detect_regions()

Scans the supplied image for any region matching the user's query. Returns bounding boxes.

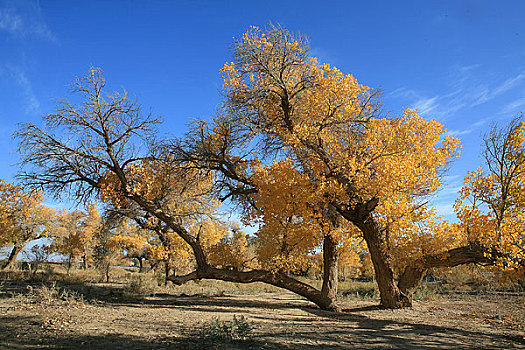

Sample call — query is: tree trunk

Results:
[165,261,170,286]
[2,244,24,271]
[138,257,144,273]
[321,234,339,310]
[337,200,412,308]
[398,266,427,299]
[354,217,411,308]
[105,262,111,283]
[169,266,339,311]
[67,255,72,273]
[82,255,88,270]
[398,243,494,299]
[164,255,175,286]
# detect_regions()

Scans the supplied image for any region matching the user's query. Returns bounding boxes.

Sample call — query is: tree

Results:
[50,205,101,270]
[23,244,50,275]
[455,116,525,283]
[178,25,496,308]
[17,68,346,311]
[17,28,507,311]
[0,180,52,270]
[108,219,153,272]
[92,214,120,282]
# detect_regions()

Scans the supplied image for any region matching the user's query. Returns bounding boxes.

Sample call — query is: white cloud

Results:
[432,203,456,218]
[390,67,525,121]
[0,65,40,114]
[493,72,525,96]
[472,118,488,128]
[413,96,439,115]
[0,1,55,41]
[447,128,473,137]
[389,87,419,100]
[502,96,525,115]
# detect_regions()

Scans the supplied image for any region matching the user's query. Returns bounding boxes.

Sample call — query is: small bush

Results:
[199,315,253,341]
[122,276,156,300]
[413,283,439,301]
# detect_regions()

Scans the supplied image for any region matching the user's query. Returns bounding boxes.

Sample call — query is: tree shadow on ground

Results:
[0,331,267,350]
[1,313,524,350]
[302,307,525,349]
[2,280,524,349]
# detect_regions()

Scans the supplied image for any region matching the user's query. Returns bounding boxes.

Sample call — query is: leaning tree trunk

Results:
[169,265,340,311]
[132,194,342,311]
[2,243,24,271]
[166,234,342,311]
[2,233,35,271]
[398,243,494,299]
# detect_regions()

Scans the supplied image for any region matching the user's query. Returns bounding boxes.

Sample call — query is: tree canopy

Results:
[15,26,524,310]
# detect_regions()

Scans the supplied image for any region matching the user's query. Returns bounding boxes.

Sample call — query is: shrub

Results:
[122,276,156,300]
[199,315,253,341]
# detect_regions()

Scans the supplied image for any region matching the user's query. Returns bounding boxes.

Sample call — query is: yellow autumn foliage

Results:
[0,180,52,247]
[455,120,525,280]
[218,27,462,274]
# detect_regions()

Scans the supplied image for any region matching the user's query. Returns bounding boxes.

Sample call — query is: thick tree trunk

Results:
[398,243,494,298]
[321,234,339,310]
[2,244,24,271]
[338,199,498,308]
[82,255,88,270]
[398,266,426,299]
[337,200,413,308]
[169,266,339,311]
[355,218,411,308]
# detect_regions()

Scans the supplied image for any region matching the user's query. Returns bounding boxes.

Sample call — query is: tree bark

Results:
[138,257,144,273]
[82,254,88,270]
[105,262,111,283]
[2,244,24,271]
[398,243,494,298]
[168,266,340,311]
[354,217,411,308]
[321,234,339,309]
[67,255,72,273]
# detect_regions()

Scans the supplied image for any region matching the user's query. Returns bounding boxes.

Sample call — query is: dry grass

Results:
[8,282,86,330]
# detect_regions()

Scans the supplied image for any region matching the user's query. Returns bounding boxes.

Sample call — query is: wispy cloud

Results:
[502,96,525,115]
[432,177,462,219]
[413,96,439,115]
[0,0,55,41]
[447,128,474,137]
[493,72,525,96]
[431,201,457,218]
[390,66,525,123]
[309,46,336,66]
[0,65,40,114]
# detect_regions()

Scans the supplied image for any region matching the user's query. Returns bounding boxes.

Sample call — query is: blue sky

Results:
[1,0,525,220]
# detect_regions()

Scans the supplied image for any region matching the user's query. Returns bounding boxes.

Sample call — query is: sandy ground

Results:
[0,281,524,349]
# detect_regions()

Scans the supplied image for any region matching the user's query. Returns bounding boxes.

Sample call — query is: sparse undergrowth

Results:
[198,315,254,341]
[1,269,524,349]
[121,276,158,300]
[10,282,86,330]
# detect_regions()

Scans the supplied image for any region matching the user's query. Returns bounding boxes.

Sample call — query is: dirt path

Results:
[1,283,524,349]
